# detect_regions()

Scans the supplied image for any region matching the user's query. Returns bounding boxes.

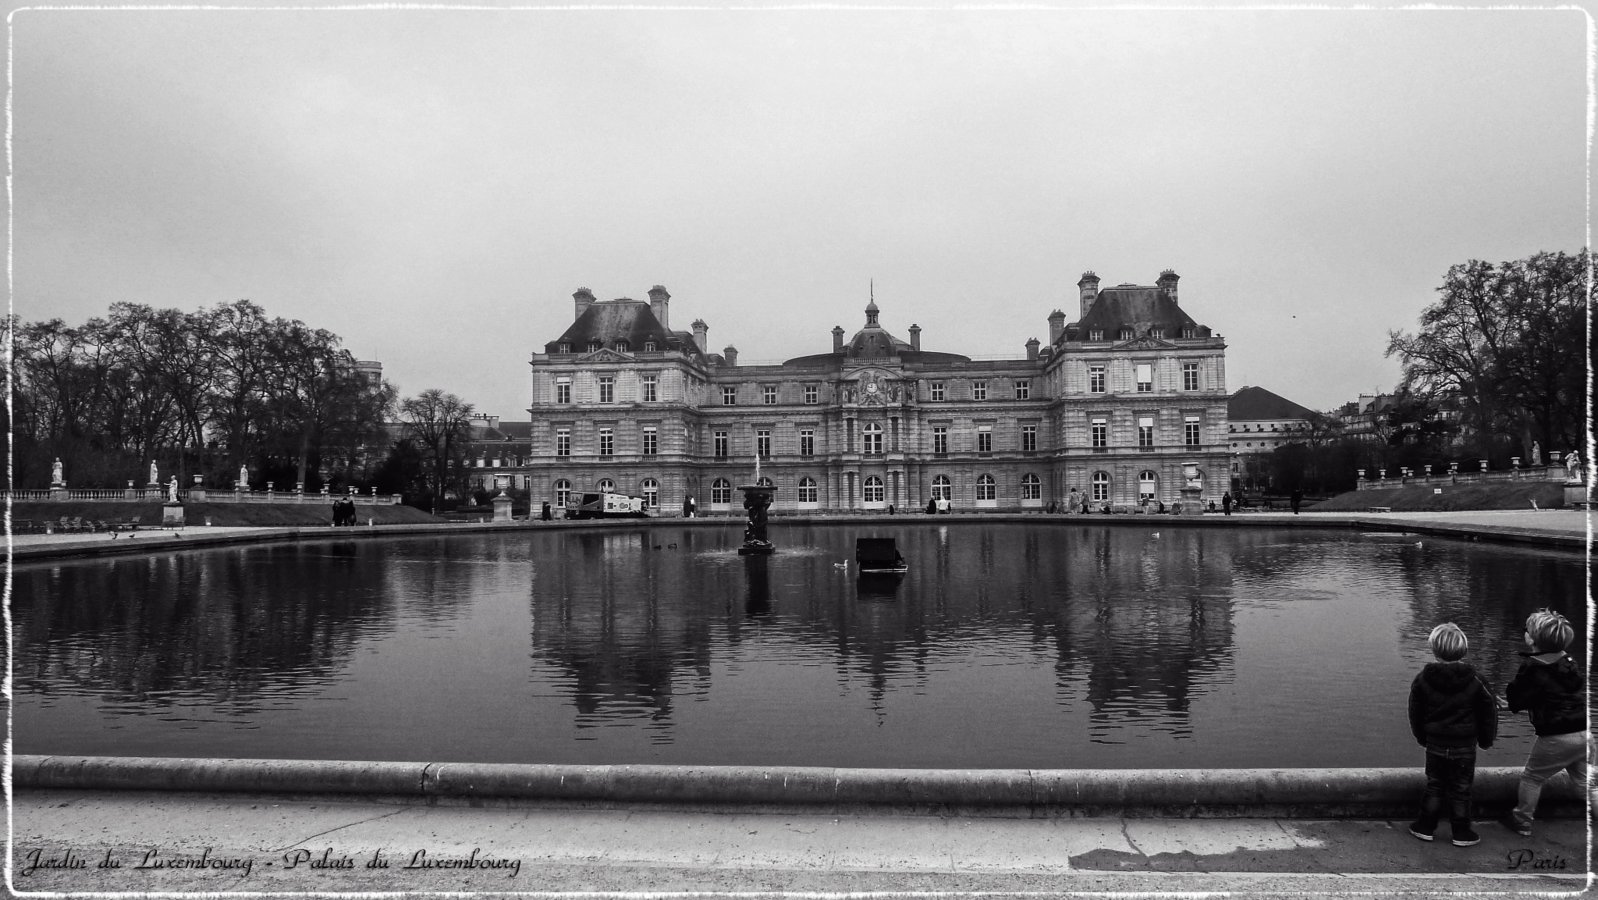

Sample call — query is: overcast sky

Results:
[11,4,1588,420]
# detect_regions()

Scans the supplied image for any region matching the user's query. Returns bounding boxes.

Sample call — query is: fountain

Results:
[737,454,776,555]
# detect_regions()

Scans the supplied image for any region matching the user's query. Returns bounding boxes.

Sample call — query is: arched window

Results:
[1138,470,1158,502]
[797,476,818,504]
[554,479,571,508]
[863,475,885,504]
[711,478,732,504]
[1020,473,1041,500]
[931,475,952,500]
[976,474,996,501]
[641,478,659,509]
[862,423,883,455]
[597,478,615,493]
[1092,471,1111,502]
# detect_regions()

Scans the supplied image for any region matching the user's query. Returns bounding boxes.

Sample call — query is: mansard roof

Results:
[783,299,971,367]
[544,299,703,359]
[1229,386,1319,422]
[1071,284,1208,338]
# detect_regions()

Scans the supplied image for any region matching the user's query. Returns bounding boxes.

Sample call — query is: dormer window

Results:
[614,340,629,353]
[643,341,656,352]
[1151,328,1164,339]
[1182,327,1195,339]
[1119,328,1134,341]
[587,340,602,353]
[558,342,571,354]
[1089,329,1103,342]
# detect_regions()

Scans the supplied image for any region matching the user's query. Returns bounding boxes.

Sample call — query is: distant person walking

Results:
[1501,609,1596,837]
[1290,489,1303,515]
[1221,492,1233,516]
[1407,623,1497,847]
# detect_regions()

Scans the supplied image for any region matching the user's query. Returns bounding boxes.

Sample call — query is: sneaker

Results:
[1408,822,1435,841]
[1451,826,1481,847]
[1499,813,1532,837]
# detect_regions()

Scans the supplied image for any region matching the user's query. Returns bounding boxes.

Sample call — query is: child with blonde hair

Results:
[1408,622,1498,846]
[1501,608,1593,836]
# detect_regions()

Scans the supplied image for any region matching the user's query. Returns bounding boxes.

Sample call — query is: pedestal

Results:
[162,503,186,527]
[737,484,776,555]
[1175,487,1205,516]
[492,492,514,522]
[1564,482,1589,508]
[48,485,69,502]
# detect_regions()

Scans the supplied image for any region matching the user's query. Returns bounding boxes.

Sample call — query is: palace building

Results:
[500,271,1229,514]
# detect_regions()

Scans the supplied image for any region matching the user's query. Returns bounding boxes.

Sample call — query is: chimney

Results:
[1158,269,1180,304]
[908,324,921,350]
[1047,309,1065,343]
[1026,337,1040,361]
[723,346,738,366]
[648,284,670,330]
[692,319,709,354]
[1077,271,1100,320]
[573,287,596,320]
[832,325,845,353]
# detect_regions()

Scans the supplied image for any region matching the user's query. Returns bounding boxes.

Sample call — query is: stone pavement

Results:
[10,790,1592,895]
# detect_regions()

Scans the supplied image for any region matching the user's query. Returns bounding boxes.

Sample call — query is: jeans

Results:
[1511,730,1595,827]
[1419,746,1477,829]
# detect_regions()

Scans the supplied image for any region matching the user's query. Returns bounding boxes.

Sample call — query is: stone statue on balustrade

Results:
[238,464,249,489]
[167,476,180,504]
[51,458,64,487]
[149,461,159,486]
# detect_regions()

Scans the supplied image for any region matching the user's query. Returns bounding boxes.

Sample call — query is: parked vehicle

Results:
[567,492,649,519]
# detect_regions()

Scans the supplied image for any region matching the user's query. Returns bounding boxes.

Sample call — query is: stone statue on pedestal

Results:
[149,461,159,486]
[238,464,249,489]
[1565,451,1584,484]
[51,458,64,486]
[167,476,179,503]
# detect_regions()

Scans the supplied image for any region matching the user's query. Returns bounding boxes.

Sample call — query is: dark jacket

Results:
[1506,653,1586,736]
[1409,661,1498,750]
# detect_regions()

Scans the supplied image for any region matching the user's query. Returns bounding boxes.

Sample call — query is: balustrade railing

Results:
[6,488,401,505]
[1356,465,1570,491]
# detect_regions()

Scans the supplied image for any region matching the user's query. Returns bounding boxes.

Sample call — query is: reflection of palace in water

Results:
[528,525,1237,744]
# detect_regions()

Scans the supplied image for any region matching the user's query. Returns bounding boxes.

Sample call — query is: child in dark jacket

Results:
[1501,608,1594,836]
[1408,622,1498,846]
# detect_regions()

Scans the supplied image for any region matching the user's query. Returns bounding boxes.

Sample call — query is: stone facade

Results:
[497,272,1229,514]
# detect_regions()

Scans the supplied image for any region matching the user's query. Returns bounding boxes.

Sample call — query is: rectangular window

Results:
[1182,363,1199,391]
[642,426,657,456]
[977,425,993,454]
[556,428,571,457]
[598,427,613,457]
[972,381,988,401]
[932,426,949,455]
[722,386,737,406]
[756,429,771,459]
[1136,364,1153,393]
[642,375,658,402]
[1138,416,1154,449]
[1013,380,1030,400]
[1091,417,1108,449]
[804,384,818,404]
[597,376,615,403]
[930,381,945,402]
[799,429,815,457]
[1089,365,1106,393]
[555,378,571,404]
[1089,329,1104,342]
[763,385,777,405]
[798,480,817,503]
[1185,416,1202,448]
[1021,424,1037,452]
[714,430,729,458]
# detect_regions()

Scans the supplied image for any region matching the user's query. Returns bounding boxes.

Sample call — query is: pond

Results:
[11,522,1586,769]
